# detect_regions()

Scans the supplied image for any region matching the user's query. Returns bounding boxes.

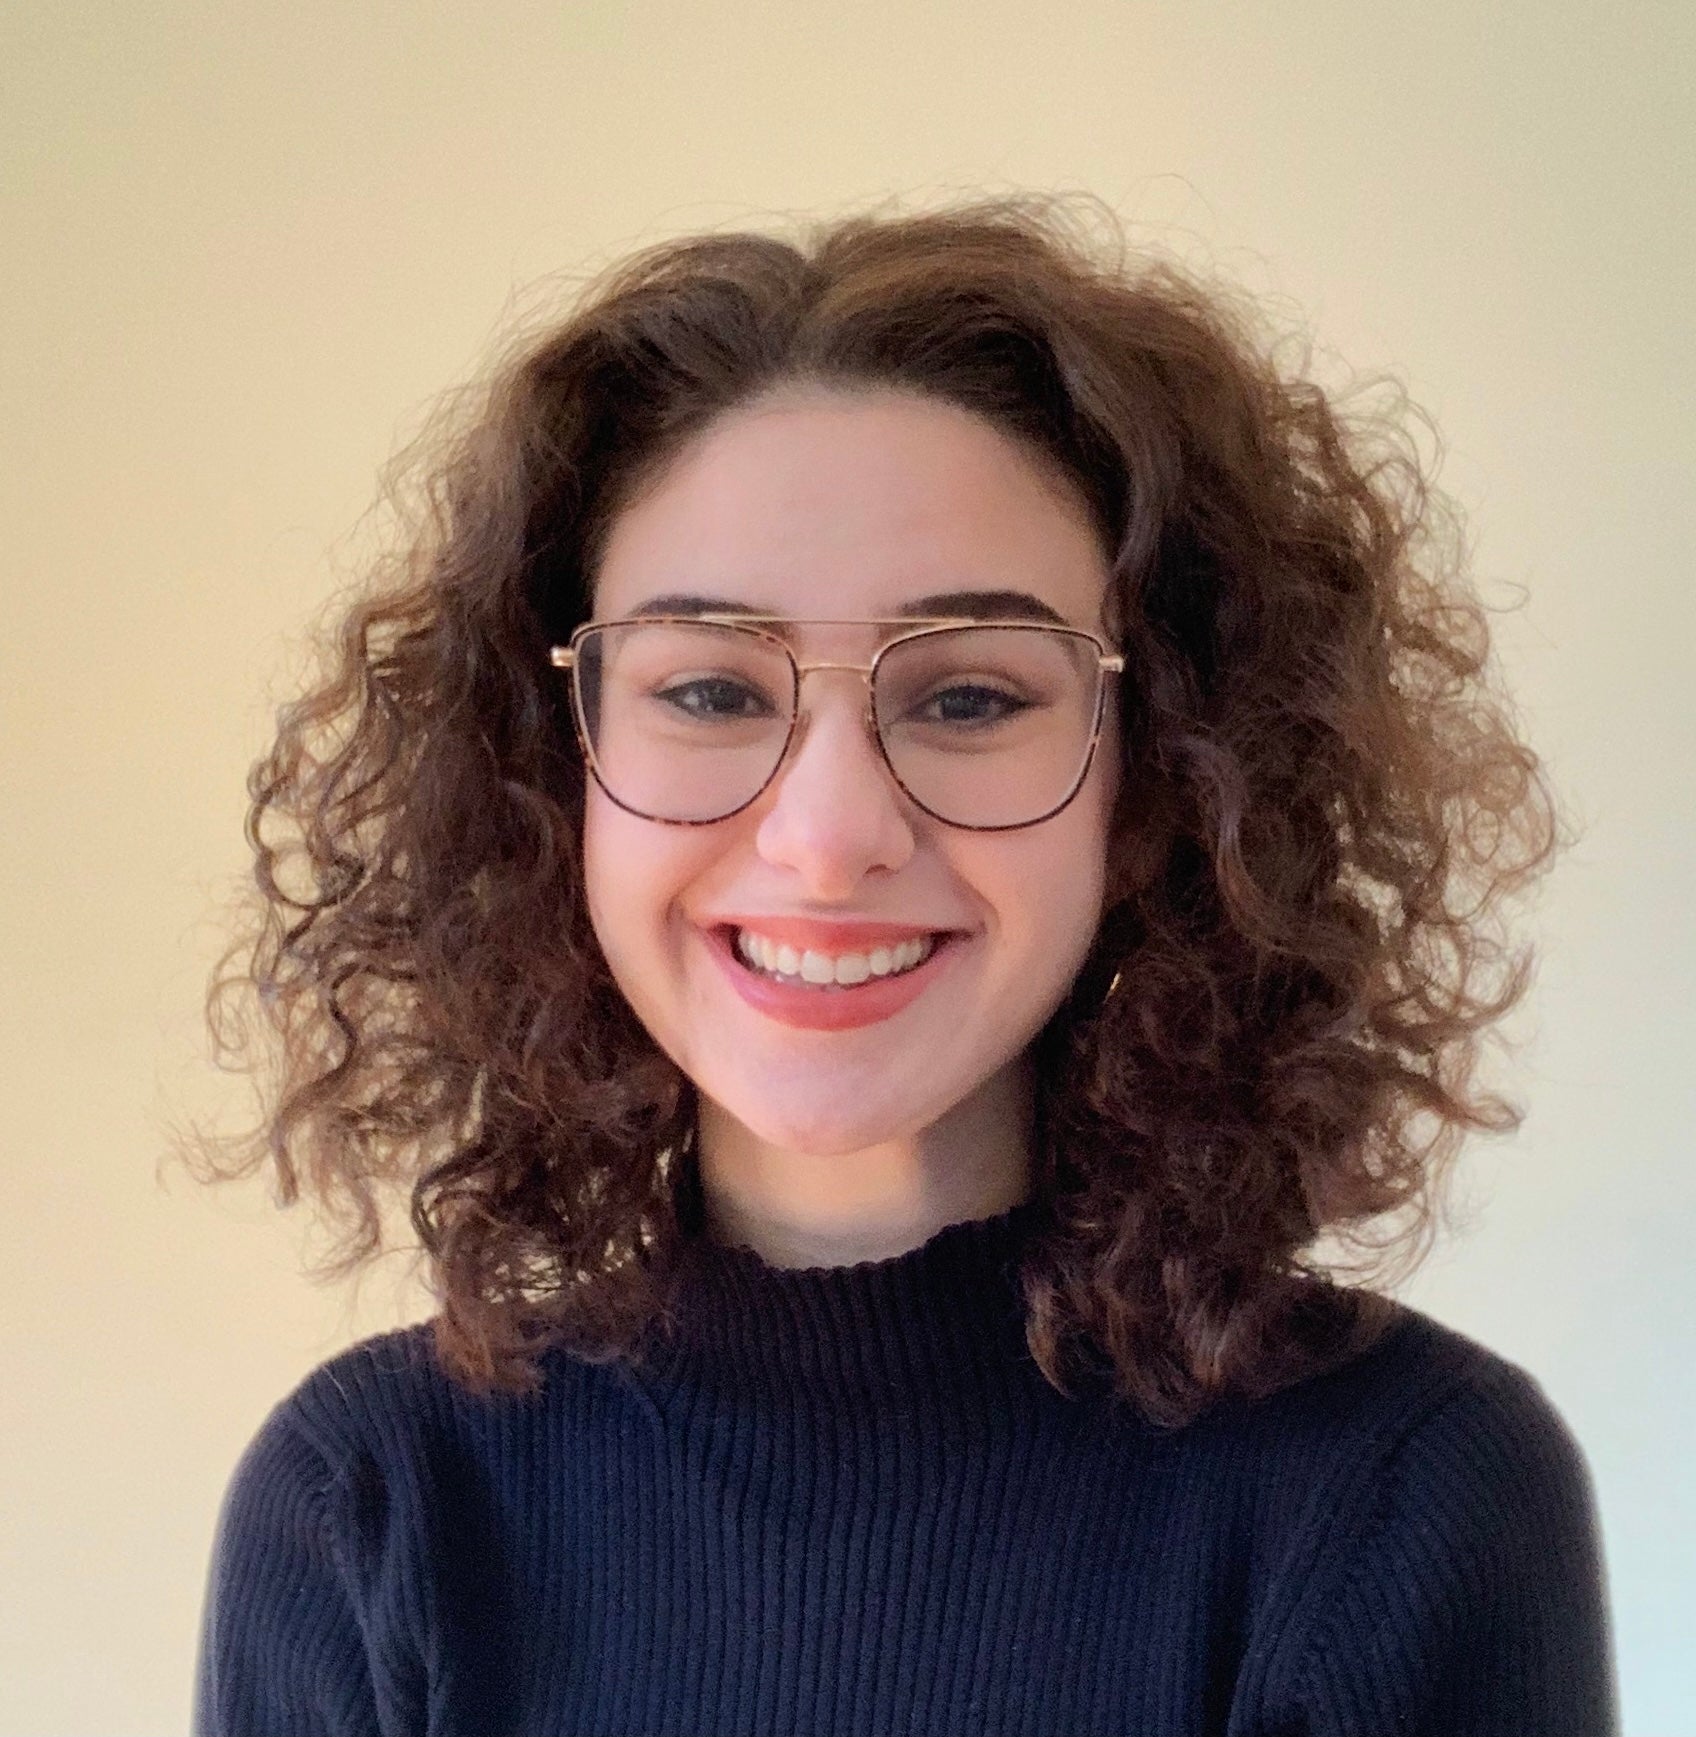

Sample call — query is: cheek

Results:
[974,822,1109,967]
[581,790,714,983]
[1016,771,1116,965]
[580,791,617,951]
[581,793,663,974]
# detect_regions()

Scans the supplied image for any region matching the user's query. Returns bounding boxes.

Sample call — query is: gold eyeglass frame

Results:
[547,614,1126,831]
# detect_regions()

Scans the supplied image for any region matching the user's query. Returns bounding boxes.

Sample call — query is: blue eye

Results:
[655,678,778,720]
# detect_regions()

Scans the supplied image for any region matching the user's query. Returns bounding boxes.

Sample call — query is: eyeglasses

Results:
[548,615,1124,830]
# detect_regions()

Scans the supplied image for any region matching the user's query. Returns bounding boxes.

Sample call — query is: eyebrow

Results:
[625,589,1070,626]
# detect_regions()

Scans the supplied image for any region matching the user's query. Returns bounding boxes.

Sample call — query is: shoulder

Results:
[1231,1300,1604,1586]
[248,1323,448,1471]
[218,1319,619,1535]
[209,1325,450,1594]
[1326,1300,1606,1579]
[1229,1301,1617,1734]
[215,1319,578,1550]
[210,1319,532,1602]
[1264,1297,1589,1461]
[200,1323,567,1734]
[1164,1299,1596,1523]
[197,1327,448,1736]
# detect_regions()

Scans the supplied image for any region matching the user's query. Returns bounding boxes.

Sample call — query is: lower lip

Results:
[702,926,964,1031]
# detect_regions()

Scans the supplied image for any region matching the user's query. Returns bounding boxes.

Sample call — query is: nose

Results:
[751,674,916,898]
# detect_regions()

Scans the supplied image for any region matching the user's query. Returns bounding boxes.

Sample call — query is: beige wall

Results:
[3,3,1691,1731]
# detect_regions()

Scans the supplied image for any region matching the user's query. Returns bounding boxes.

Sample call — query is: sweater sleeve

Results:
[194,1403,382,1737]
[1290,1359,1618,1737]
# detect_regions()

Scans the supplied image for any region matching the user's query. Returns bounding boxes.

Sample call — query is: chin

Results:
[707,1077,942,1160]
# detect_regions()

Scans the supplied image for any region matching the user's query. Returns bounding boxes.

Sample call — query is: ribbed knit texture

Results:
[195,1202,1616,1735]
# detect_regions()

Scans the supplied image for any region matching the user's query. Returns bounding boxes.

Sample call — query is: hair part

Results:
[186,196,1559,1427]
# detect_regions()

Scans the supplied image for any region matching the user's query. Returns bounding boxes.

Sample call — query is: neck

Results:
[695,1057,1036,1268]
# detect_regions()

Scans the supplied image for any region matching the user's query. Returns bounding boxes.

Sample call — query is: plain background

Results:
[3,4,1691,1732]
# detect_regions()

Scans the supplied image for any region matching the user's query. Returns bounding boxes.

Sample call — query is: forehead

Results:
[591,388,1112,633]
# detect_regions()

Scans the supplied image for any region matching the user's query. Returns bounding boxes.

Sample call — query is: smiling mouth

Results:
[726,927,945,989]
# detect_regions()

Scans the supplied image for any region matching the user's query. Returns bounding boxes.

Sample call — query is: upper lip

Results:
[707,915,963,951]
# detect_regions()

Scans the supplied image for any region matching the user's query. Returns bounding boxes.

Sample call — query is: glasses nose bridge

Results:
[787,651,881,735]
[775,653,882,799]
[793,652,876,684]
[770,652,896,801]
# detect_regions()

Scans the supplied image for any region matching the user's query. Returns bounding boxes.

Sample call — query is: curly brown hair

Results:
[191,197,1558,1429]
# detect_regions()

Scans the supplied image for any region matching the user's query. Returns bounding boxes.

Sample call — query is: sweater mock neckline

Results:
[634,1198,1052,1412]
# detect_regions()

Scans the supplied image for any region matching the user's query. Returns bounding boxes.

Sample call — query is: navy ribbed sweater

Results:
[195,1203,1616,1735]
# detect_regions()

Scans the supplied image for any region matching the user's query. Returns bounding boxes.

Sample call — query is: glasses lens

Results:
[873,626,1103,827]
[572,621,794,822]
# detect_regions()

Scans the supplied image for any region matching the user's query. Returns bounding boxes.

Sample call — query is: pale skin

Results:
[583,385,1120,1268]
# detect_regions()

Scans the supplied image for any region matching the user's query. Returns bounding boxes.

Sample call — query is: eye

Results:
[654,676,779,720]
[916,683,1033,726]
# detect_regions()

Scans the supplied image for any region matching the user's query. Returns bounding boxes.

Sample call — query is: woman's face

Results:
[582,386,1120,1159]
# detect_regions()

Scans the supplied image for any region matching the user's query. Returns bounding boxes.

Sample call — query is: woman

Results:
[192,199,1616,1735]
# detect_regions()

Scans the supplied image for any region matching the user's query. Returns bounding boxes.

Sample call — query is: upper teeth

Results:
[734,930,936,985]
